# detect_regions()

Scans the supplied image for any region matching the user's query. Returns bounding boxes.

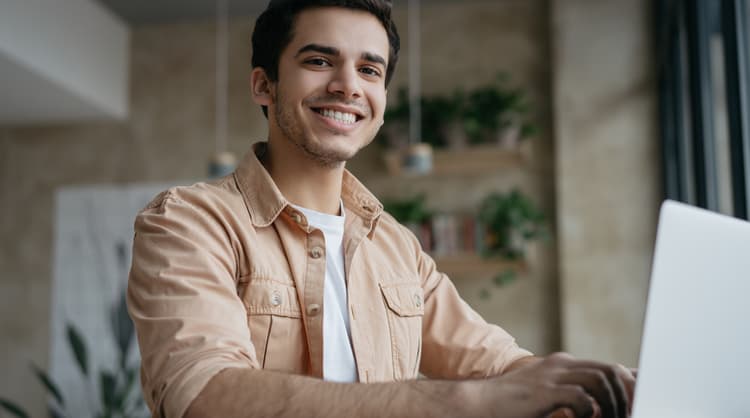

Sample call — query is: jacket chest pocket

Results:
[240,278,308,374]
[380,282,424,381]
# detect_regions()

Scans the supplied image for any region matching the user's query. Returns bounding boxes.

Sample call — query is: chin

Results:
[298,141,358,167]
[313,133,368,156]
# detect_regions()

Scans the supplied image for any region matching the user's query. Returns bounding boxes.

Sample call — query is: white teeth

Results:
[320,108,356,124]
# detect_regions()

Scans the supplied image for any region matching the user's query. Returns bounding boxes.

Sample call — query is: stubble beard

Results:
[272,88,376,169]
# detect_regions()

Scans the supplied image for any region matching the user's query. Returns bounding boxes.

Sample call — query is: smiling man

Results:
[127,1,634,418]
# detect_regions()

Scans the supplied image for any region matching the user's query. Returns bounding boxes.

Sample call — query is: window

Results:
[657,0,750,219]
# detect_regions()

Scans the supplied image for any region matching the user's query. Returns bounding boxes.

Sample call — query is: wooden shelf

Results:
[433,253,525,279]
[430,145,523,176]
[379,145,523,179]
[361,145,529,280]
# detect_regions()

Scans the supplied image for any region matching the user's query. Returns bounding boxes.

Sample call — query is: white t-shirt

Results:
[292,202,358,383]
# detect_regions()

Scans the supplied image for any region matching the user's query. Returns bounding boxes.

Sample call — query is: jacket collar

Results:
[233,142,383,228]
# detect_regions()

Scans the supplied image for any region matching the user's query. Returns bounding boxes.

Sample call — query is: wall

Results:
[0,0,130,122]
[552,0,661,366]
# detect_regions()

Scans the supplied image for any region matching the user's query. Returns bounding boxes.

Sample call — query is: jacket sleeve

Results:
[403,226,533,378]
[127,190,259,418]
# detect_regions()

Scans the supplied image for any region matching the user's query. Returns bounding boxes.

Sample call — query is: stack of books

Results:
[403,213,485,257]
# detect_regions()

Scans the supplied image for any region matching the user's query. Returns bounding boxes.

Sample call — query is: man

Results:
[127,1,636,417]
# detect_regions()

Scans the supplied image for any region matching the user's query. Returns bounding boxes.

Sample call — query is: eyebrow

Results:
[296,43,339,57]
[296,43,387,68]
[362,52,387,68]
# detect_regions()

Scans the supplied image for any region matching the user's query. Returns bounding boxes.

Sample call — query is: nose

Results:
[327,64,363,99]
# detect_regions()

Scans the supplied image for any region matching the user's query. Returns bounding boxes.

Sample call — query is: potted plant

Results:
[419,91,466,149]
[382,195,433,248]
[0,290,148,418]
[379,88,438,175]
[478,188,546,260]
[462,73,538,149]
[379,87,411,150]
[383,194,432,226]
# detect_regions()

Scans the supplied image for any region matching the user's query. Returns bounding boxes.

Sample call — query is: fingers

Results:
[545,384,596,418]
[557,369,617,418]
[499,353,633,418]
[545,407,576,418]
[615,364,637,414]
[545,354,629,418]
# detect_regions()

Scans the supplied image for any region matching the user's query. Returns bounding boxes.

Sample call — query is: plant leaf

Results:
[110,288,134,369]
[30,364,65,407]
[48,403,66,418]
[100,370,117,410]
[0,398,30,418]
[493,270,517,287]
[121,367,139,406]
[66,324,89,377]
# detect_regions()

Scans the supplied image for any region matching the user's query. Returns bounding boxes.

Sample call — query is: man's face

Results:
[268,7,389,167]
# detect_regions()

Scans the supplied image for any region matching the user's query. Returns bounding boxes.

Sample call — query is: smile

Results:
[312,108,361,125]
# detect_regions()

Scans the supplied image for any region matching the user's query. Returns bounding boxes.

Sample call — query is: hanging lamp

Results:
[403,0,433,174]
[209,0,237,178]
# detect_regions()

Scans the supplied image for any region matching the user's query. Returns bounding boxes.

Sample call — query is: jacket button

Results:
[291,213,303,224]
[307,304,321,316]
[414,293,423,308]
[309,247,324,259]
[270,291,282,306]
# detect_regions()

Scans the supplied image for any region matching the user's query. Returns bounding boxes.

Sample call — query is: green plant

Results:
[0,289,146,418]
[380,88,466,149]
[379,74,538,149]
[462,73,538,145]
[420,92,466,148]
[383,87,411,123]
[382,194,432,224]
[476,189,547,297]
[378,88,411,149]
[478,188,547,260]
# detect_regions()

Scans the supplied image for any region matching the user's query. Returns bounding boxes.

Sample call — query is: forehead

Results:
[286,7,390,61]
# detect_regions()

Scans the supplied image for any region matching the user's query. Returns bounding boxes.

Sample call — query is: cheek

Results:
[370,90,387,119]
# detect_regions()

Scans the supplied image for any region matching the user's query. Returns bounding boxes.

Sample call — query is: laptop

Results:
[631,200,750,417]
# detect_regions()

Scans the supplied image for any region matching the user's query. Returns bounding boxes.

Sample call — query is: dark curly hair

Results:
[252,0,400,116]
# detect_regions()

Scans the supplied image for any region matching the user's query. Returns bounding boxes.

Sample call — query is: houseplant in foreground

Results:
[0,290,147,418]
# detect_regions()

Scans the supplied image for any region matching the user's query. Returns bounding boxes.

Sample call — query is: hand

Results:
[614,364,636,414]
[469,352,631,418]
[547,364,636,418]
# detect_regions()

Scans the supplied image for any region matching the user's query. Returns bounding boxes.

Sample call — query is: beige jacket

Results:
[127,143,531,418]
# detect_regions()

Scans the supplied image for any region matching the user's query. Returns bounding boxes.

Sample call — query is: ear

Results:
[251,67,274,106]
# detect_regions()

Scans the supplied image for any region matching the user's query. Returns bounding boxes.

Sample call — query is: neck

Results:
[262,139,345,215]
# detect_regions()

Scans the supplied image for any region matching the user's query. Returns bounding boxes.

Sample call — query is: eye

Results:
[360,66,382,78]
[304,57,331,67]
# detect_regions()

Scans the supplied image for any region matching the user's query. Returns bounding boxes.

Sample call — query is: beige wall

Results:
[0,0,661,413]
[552,0,661,366]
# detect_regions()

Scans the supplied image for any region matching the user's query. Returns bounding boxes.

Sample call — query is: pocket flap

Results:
[241,279,302,318]
[380,282,425,317]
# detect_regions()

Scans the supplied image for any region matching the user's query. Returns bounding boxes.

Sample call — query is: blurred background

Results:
[1,0,748,416]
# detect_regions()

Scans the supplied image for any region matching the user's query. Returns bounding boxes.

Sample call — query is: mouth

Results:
[310,107,365,125]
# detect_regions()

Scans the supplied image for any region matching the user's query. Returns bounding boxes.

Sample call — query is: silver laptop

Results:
[632,200,750,417]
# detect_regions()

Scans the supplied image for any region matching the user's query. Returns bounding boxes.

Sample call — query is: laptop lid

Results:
[632,200,750,417]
